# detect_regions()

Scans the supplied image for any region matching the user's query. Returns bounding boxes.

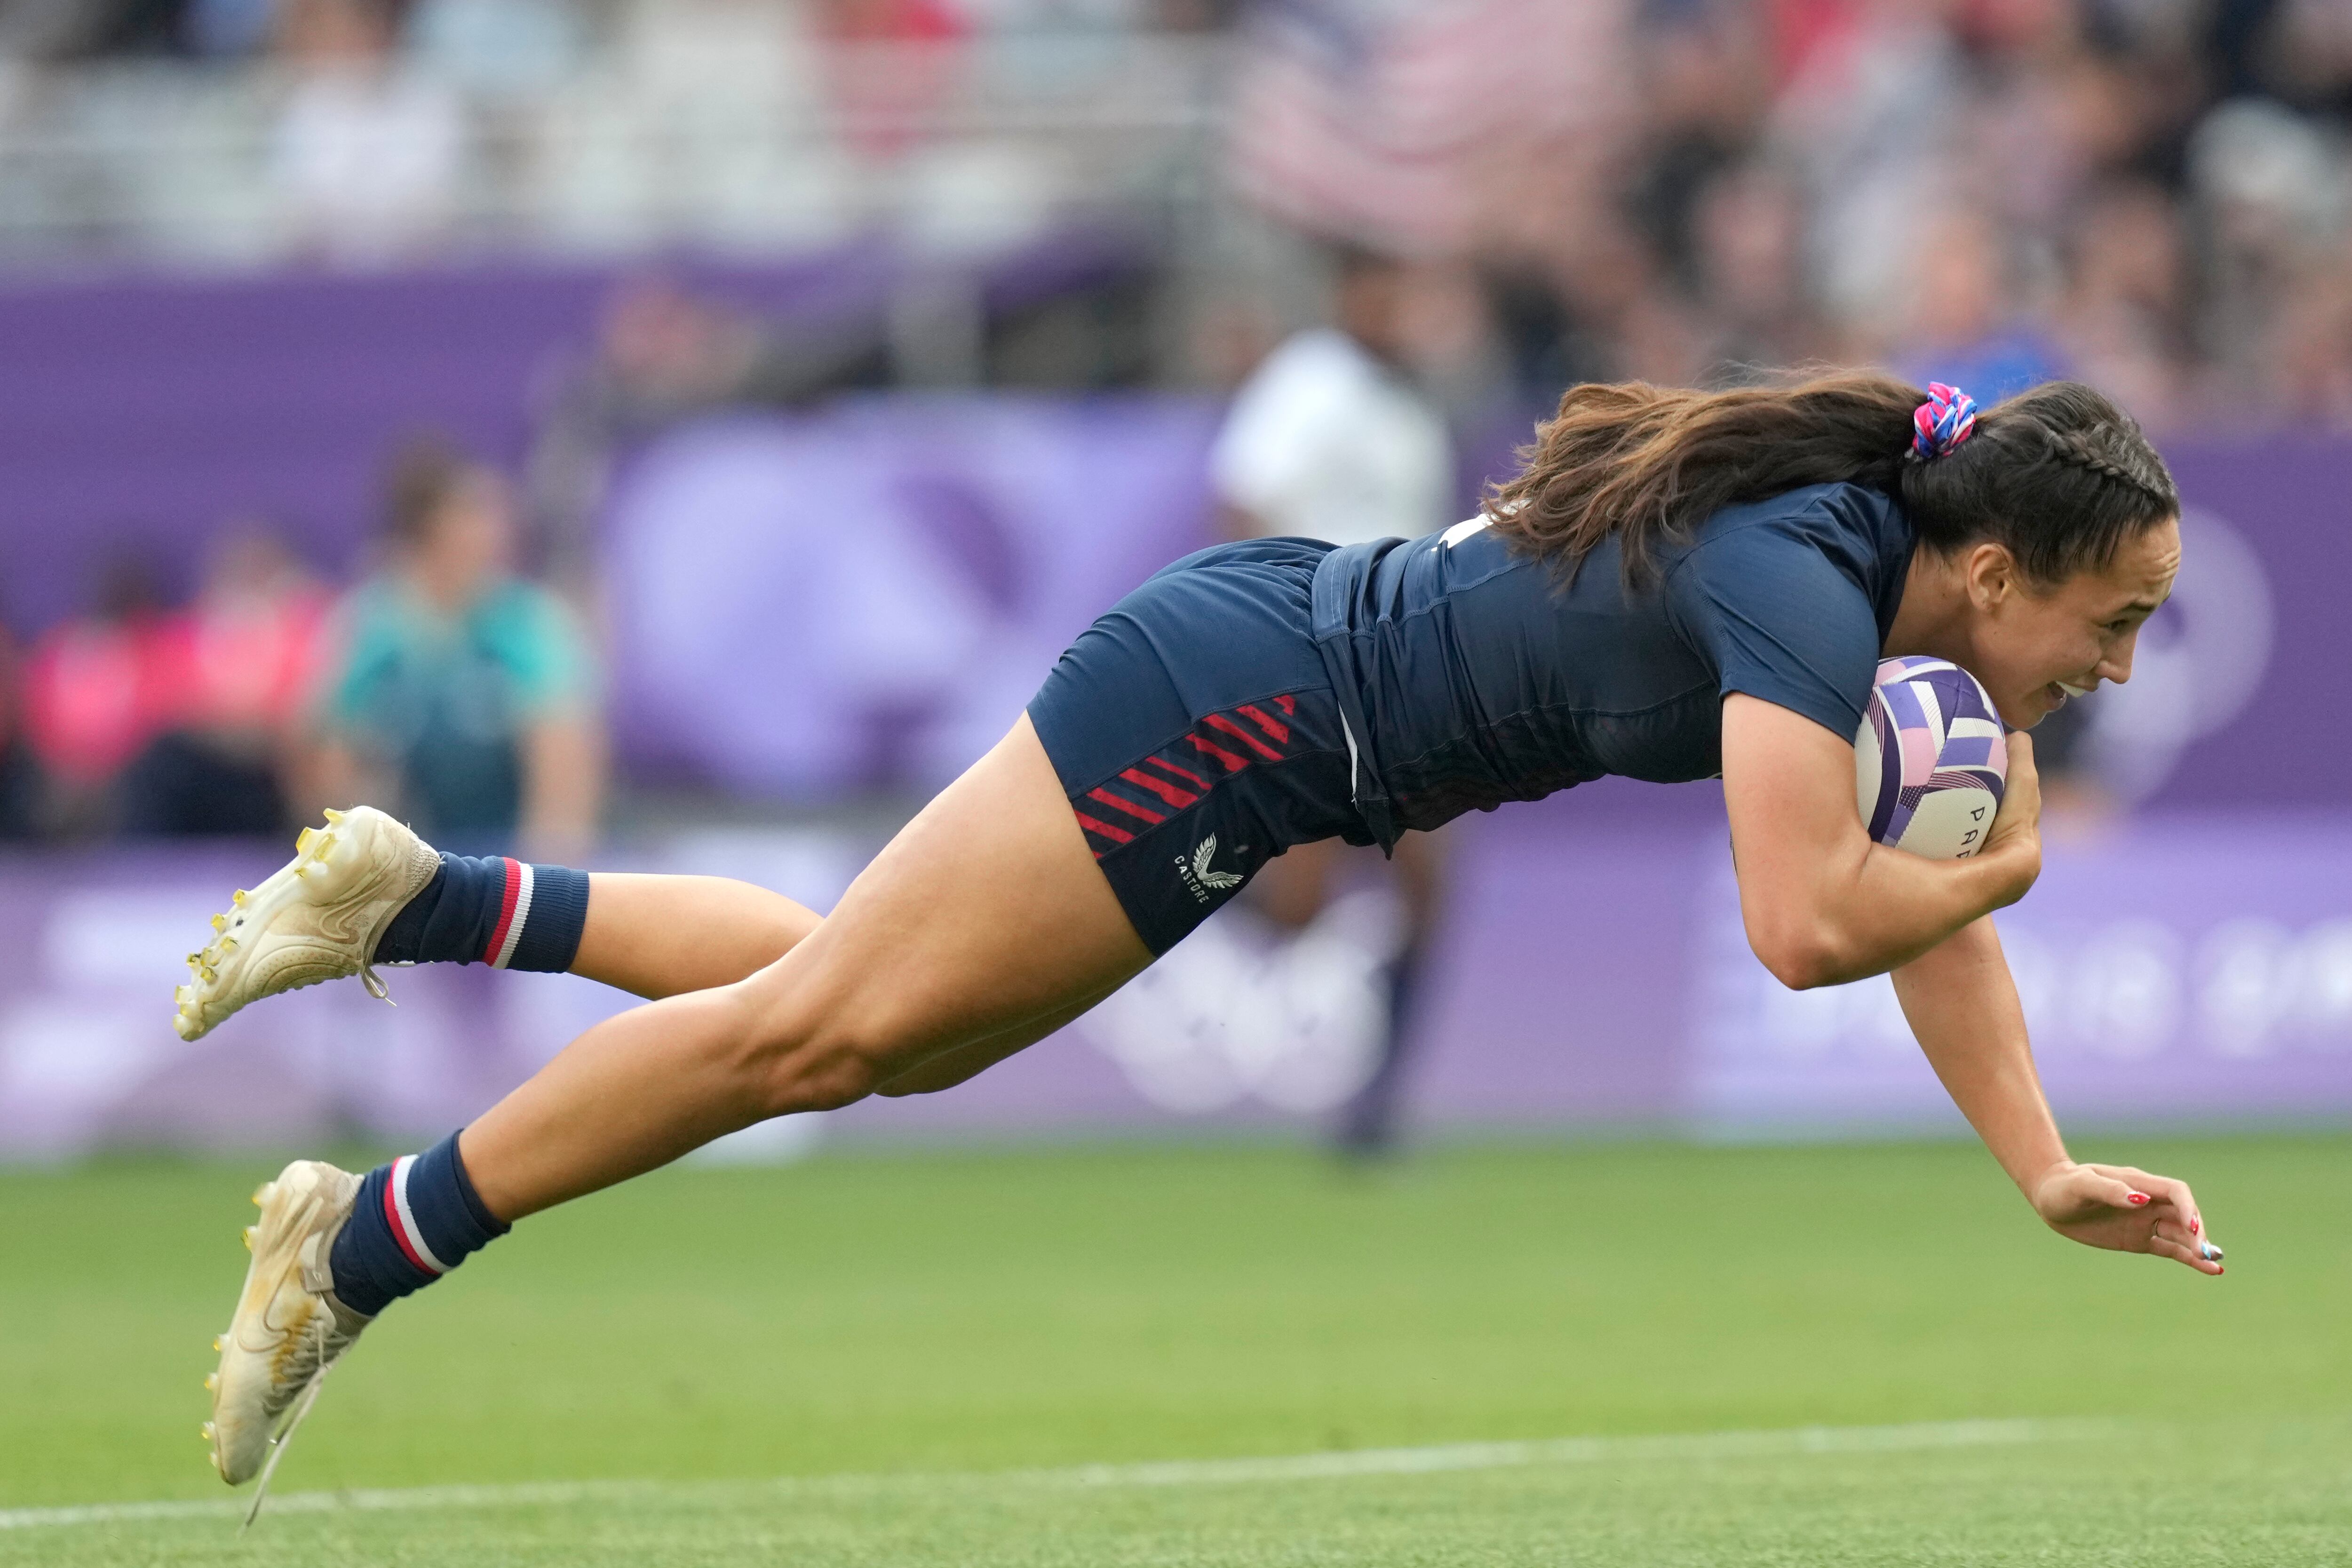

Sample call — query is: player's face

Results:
[1970,516,2182,728]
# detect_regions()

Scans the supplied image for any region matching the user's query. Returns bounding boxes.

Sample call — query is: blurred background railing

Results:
[0,31,1230,268]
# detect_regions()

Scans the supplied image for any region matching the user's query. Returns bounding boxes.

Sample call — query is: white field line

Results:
[0,1416,2100,1533]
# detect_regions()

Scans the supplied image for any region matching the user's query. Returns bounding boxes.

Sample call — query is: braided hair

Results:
[1487,372,2177,588]
[2045,424,2174,508]
[1905,381,2178,582]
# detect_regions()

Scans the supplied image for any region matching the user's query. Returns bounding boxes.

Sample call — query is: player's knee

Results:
[733,989,898,1117]
[747,1038,878,1116]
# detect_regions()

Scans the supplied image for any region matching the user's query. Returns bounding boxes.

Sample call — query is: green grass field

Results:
[4,1133,2350,1565]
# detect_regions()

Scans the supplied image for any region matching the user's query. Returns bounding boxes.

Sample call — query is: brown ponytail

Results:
[1485,370,2179,589]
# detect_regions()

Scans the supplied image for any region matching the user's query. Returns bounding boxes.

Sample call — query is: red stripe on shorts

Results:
[1186,732,1249,772]
[1143,755,1211,790]
[1203,712,1283,762]
[1119,767,1197,808]
[1237,703,1290,745]
[1086,786,1166,825]
[1072,810,1134,845]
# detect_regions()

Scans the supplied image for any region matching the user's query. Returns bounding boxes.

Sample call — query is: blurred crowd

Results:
[0,442,605,855]
[1220,0,2352,434]
[5,1,2352,427]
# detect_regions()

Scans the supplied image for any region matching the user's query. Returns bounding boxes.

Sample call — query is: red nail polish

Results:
[2128,1193,2149,1205]
[2191,1217,2200,1233]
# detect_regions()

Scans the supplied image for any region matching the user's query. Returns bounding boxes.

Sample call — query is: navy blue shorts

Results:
[1027,537,1372,955]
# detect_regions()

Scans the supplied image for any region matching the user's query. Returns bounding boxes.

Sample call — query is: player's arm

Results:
[1893,916,2223,1274]
[1718,693,2041,989]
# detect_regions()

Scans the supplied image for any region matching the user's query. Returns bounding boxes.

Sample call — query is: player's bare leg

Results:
[172,812,827,1040]
[461,712,1150,1218]
[569,874,821,998]
[206,715,1150,1496]
[870,973,1133,1097]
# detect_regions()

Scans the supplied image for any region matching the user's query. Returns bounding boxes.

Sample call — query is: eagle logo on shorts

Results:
[1175,834,1245,903]
[1192,836,1243,890]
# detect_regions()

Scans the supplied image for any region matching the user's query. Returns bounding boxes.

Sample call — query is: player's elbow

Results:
[1747,920,1863,992]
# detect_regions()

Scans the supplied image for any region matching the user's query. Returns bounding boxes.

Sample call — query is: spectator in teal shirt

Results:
[312,440,604,858]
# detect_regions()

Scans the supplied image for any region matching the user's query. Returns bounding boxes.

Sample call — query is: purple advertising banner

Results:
[1688,813,2352,1132]
[594,410,2348,812]
[2158,442,2352,808]
[4,805,2350,1162]
[602,398,1223,796]
[0,238,1138,637]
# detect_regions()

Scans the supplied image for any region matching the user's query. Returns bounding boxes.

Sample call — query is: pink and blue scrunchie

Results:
[1910,382,1978,460]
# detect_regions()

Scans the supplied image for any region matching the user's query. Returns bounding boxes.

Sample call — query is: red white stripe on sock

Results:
[482,859,536,970]
[383,1155,450,1275]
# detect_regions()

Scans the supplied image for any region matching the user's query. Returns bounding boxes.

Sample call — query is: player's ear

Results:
[1962,541,2019,611]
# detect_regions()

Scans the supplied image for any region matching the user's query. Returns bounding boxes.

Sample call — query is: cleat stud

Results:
[201,968,217,984]
[210,914,226,932]
[254,1182,275,1205]
[213,1337,224,1352]
[220,937,237,953]
[232,890,249,906]
[242,1226,254,1250]
[296,827,318,854]
[205,1373,217,1391]
[324,808,346,824]
[202,1421,214,1440]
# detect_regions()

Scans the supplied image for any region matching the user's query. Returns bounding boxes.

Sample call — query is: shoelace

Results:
[243,1345,343,1530]
[240,1297,362,1530]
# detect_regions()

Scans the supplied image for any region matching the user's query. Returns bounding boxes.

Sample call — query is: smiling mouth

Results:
[2046,679,2095,707]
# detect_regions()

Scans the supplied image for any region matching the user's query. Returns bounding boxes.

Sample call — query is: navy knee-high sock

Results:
[374,854,590,972]
[329,1131,508,1317]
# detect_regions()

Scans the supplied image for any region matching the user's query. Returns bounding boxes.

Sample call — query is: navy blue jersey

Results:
[1030,483,1914,952]
[1310,482,1915,838]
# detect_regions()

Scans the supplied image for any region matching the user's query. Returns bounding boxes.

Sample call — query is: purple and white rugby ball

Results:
[1855,656,2008,860]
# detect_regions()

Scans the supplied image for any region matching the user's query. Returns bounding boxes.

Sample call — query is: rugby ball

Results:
[1855,656,2008,859]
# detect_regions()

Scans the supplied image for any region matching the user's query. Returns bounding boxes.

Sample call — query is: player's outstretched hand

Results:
[2029,1161,2224,1275]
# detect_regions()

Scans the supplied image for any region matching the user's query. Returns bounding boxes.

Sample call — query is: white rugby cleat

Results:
[207,1160,371,1513]
[173,806,441,1042]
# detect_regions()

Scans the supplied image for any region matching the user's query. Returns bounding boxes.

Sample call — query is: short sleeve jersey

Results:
[1311,481,1915,834]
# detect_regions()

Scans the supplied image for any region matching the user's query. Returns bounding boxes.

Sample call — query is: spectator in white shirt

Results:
[1211,246,1457,548]
[270,0,465,263]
